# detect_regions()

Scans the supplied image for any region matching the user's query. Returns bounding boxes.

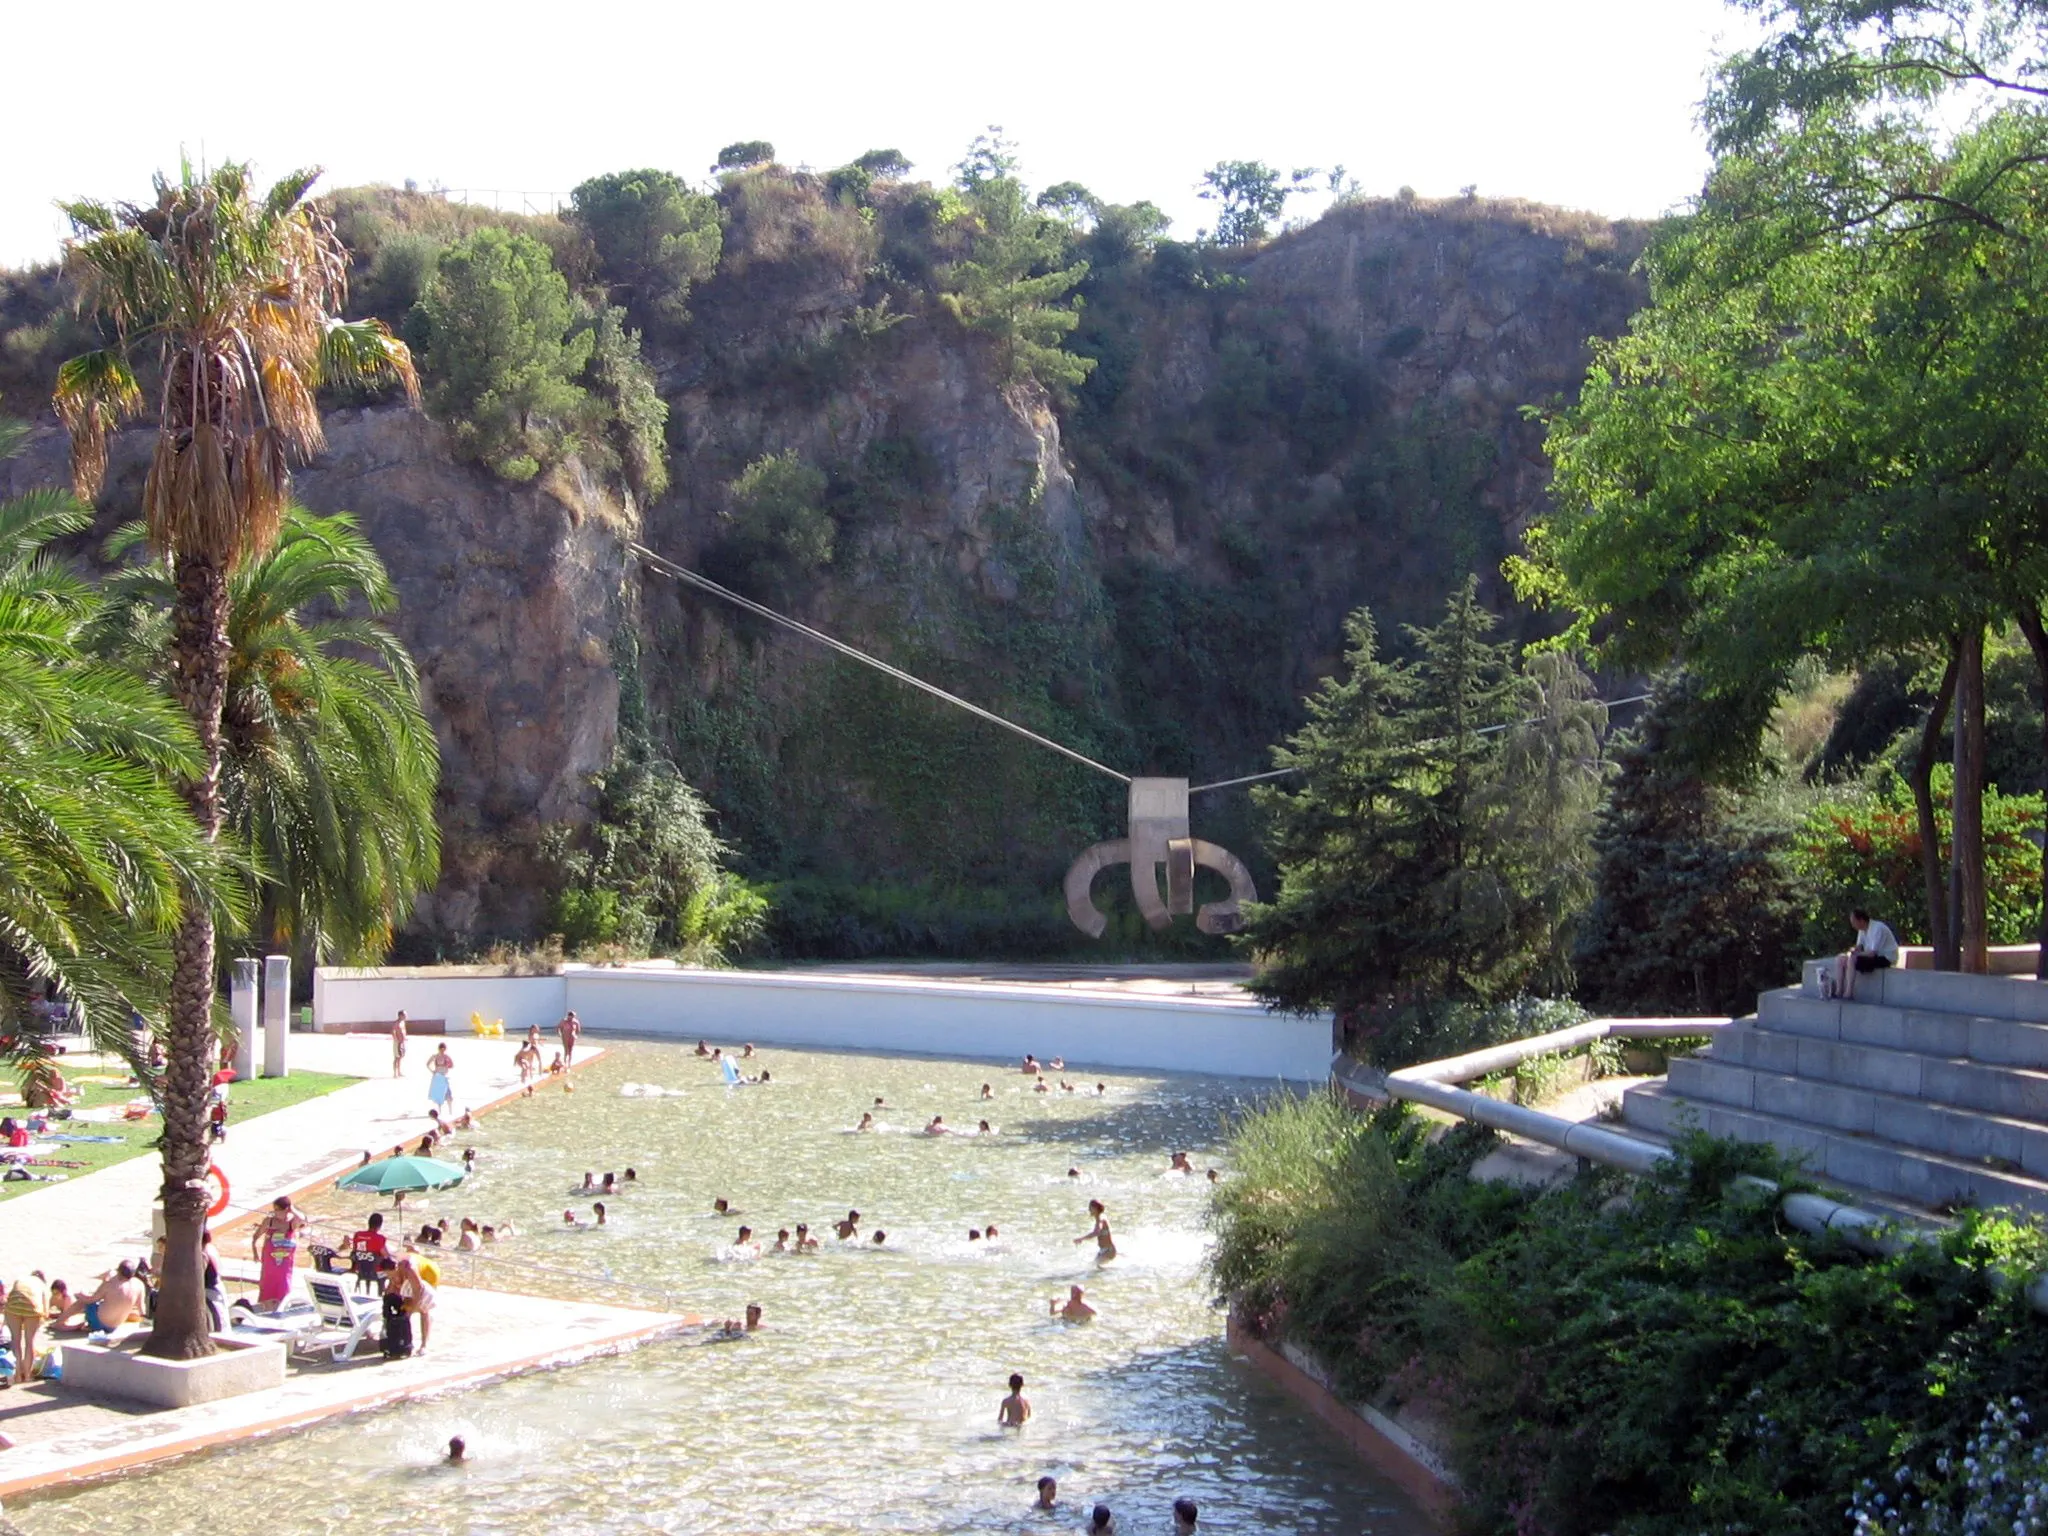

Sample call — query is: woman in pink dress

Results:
[251,1196,306,1309]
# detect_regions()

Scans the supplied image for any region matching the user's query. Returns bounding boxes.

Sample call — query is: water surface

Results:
[21,1044,1431,1535]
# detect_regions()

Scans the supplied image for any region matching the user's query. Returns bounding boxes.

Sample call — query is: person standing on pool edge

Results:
[559,1009,582,1065]
[391,1010,408,1078]
[426,1042,455,1118]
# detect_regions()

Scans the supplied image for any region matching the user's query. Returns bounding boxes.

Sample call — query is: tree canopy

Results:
[569,168,722,329]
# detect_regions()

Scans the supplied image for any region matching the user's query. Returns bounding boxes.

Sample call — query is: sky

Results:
[0,0,1759,269]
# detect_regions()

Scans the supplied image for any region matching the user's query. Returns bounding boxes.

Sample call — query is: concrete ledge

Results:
[1801,962,2048,1023]
[58,1333,285,1409]
[1226,1316,1451,1527]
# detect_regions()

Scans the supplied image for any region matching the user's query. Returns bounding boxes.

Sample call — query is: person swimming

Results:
[1020,1055,1040,1075]
[980,1083,994,1100]
[870,1229,887,1246]
[968,1229,982,1242]
[772,1229,790,1252]
[694,1040,710,1056]
[1051,1284,1097,1321]
[978,1120,993,1134]
[732,1225,756,1254]
[623,1168,638,1184]
[580,1172,595,1192]
[561,1209,581,1227]
[998,1373,1031,1427]
[713,1197,734,1216]
[593,1202,607,1226]
[447,1435,468,1464]
[1034,1080,1050,1094]
[794,1223,819,1251]
[1169,1151,1193,1174]
[924,1116,948,1135]
[835,1210,860,1239]
[856,1112,875,1132]
[1036,1475,1058,1511]
[984,1221,1001,1239]
[1049,1057,1065,1071]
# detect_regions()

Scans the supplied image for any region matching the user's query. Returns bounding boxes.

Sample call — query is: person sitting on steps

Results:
[1829,908,1900,1000]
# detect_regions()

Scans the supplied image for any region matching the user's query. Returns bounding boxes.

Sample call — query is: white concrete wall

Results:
[314,965,1332,1081]
[314,969,566,1035]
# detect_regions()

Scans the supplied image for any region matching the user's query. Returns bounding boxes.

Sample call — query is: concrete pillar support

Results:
[230,959,259,1082]
[262,955,290,1079]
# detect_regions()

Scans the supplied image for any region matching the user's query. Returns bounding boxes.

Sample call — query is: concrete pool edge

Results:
[1227,1316,1454,1528]
[0,1297,692,1503]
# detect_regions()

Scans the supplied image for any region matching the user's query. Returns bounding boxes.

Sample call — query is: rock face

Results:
[0,410,631,951]
[0,190,1648,952]
[292,410,632,946]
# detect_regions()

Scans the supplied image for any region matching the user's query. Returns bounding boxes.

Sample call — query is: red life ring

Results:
[204,1164,230,1218]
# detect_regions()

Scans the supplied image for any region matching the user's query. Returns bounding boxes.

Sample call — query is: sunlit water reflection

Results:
[20,1044,1431,1535]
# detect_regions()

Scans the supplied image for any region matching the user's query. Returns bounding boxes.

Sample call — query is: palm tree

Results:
[54,163,418,1359]
[97,508,441,963]
[0,421,220,1073]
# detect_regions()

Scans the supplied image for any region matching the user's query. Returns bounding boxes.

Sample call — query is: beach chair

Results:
[304,1274,382,1361]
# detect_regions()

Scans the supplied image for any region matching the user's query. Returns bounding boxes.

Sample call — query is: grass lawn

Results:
[0,1064,359,1201]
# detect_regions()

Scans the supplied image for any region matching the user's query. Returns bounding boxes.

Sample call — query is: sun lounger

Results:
[303,1275,382,1361]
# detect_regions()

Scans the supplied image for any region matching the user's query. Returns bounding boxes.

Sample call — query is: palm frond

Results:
[51,351,142,500]
[319,319,421,405]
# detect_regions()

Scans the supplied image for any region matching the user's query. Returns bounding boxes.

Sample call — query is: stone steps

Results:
[1704,1023,2048,1122]
[1667,1051,2048,1176]
[1621,1080,2048,1215]
[1757,988,2048,1070]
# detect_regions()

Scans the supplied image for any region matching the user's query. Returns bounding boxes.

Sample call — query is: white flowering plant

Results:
[1851,1399,2048,1536]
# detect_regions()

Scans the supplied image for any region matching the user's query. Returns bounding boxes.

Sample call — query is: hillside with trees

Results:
[0,147,1650,959]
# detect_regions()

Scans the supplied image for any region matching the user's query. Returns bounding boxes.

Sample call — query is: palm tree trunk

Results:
[143,554,230,1361]
[1913,641,1960,970]
[1953,626,1990,976]
[2017,606,2048,981]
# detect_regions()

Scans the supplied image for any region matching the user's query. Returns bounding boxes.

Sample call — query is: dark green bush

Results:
[1213,1102,2048,1536]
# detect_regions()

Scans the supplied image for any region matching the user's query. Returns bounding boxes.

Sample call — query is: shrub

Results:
[1790,766,2044,954]
[1212,1103,2048,1536]
[718,451,833,581]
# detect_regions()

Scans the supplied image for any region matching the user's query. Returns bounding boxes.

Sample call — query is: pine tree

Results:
[1574,685,1800,1016]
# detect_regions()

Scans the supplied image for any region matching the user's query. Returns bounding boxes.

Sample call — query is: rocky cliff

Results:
[0,186,1648,955]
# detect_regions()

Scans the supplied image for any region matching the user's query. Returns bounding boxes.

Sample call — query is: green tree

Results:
[568,168,722,329]
[852,148,912,179]
[1517,7,2048,974]
[939,148,1095,393]
[0,421,220,1074]
[1243,583,1601,1053]
[714,141,776,172]
[94,509,441,965]
[1575,685,1802,1016]
[1198,160,1318,245]
[53,162,418,1359]
[1036,182,1100,226]
[414,227,593,480]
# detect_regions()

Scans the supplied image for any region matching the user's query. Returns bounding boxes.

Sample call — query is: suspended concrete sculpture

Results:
[1063,778,1258,938]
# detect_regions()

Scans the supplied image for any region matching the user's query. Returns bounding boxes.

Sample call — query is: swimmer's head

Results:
[744,1303,762,1329]
[1037,1475,1057,1507]
[713,1198,729,1214]
[1009,1373,1025,1391]
[986,1223,999,1237]
[873,1096,884,1107]
[1088,1199,1105,1217]
[1068,1168,1080,1178]
[979,1120,991,1132]
[795,1224,809,1236]
[1091,1505,1113,1533]
[593,1202,606,1220]
[736,1226,752,1243]
[1207,1168,1220,1182]
[848,1210,860,1222]
[871,1230,886,1244]
[777,1229,790,1242]
[968,1229,981,1241]
[1174,1497,1198,1529]
[447,1435,467,1462]
[625,1168,637,1181]
[562,1210,575,1223]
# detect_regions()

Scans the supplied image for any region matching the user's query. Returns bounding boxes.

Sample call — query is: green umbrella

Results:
[337,1155,466,1193]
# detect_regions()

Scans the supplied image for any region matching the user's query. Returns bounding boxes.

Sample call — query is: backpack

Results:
[380,1293,413,1359]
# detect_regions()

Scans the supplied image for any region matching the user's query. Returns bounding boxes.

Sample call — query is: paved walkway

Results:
[0,1032,597,1288]
[0,1032,686,1501]
[0,1284,685,1500]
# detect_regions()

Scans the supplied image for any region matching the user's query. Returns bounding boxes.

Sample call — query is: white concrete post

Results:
[230,959,259,1082]
[262,955,290,1079]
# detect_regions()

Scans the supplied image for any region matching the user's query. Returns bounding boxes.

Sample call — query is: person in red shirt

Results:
[350,1212,391,1292]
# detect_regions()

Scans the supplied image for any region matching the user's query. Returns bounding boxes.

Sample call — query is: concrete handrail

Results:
[1383,1016,1729,1090]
